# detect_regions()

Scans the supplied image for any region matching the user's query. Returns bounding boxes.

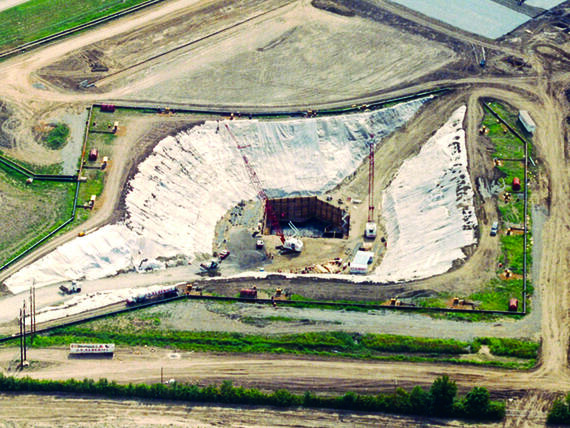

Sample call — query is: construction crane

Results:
[365,135,377,239]
[224,124,303,253]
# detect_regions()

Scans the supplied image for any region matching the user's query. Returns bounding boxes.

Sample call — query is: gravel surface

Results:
[154,299,541,341]
[50,109,88,175]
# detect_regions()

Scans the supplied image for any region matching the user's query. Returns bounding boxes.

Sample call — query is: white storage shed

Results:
[350,251,374,274]
[519,110,536,134]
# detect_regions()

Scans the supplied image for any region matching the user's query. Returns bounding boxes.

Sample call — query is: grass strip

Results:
[2,323,538,369]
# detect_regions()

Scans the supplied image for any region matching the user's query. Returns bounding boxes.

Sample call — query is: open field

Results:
[0,0,568,425]
[0,0,155,52]
[0,162,75,267]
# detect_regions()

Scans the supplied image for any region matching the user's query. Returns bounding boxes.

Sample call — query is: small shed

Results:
[350,251,374,274]
[100,104,115,113]
[518,110,535,134]
[88,148,98,161]
[512,177,521,191]
[508,298,519,312]
[240,288,257,298]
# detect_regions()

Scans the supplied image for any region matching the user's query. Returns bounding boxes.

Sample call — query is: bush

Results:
[44,124,70,150]
[430,375,457,416]
[463,387,490,419]
[474,337,539,359]
[547,395,570,425]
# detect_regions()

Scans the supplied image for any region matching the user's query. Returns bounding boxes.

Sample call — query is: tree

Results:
[410,385,430,415]
[547,398,570,424]
[463,387,490,418]
[430,375,457,416]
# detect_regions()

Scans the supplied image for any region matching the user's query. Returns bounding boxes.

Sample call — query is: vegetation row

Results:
[0,374,505,422]
[8,326,539,369]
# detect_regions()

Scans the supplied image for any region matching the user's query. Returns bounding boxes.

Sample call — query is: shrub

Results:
[430,375,457,416]
[44,124,70,150]
[547,395,570,425]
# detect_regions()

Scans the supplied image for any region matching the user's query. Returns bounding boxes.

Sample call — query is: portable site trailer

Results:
[518,110,535,134]
[69,343,115,355]
[350,251,374,274]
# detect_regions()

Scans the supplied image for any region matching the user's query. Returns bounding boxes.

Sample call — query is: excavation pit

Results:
[264,196,350,239]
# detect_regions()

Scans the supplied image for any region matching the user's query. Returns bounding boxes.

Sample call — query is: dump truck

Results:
[60,280,81,294]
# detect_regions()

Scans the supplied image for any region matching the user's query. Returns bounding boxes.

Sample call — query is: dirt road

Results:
[0,0,568,424]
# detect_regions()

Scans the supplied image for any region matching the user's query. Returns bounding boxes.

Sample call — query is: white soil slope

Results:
[372,105,477,282]
[5,98,430,293]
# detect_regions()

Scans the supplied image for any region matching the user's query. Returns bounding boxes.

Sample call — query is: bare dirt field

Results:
[0,0,568,425]
[36,0,461,106]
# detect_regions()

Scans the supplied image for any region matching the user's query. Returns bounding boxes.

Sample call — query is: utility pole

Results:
[161,367,164,384]
[29,282,36,338]
[19,309,23,368]
[22,301,27,362]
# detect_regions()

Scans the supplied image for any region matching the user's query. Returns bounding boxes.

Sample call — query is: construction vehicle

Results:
[219,249,230,260]
[224,124,303,253]
[364,135,377,239]
[199,259,219,272]
[273,288,290,300]
[60,280,81,294]
[490,221,499,236]
[451,297,476,309]
[183,283,203,296]
[281,222,303,253]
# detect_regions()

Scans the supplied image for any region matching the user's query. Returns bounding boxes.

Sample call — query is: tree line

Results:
[0,374,505,421]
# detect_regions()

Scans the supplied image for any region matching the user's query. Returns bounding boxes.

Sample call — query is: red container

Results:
[512,177,521,191]
[88,148,98,161]
[240,289,257,298]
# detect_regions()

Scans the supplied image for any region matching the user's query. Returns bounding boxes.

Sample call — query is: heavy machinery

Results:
[364,135,377,239]
[225,124,303,253]
[60,280,81,294]
[199,259,219,272]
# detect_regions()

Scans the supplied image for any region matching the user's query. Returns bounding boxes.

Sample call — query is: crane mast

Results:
[365,135,377,239]
[224,124,286,244]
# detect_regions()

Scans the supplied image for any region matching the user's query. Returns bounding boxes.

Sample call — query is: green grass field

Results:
[0,162,76,266]
[2,309,538,368]
[0,0,153,52]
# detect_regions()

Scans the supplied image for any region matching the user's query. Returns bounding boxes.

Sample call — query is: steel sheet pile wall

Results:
[265,196,349,237]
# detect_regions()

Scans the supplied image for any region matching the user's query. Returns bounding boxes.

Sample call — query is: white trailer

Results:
[350,251,374,274]
[519,110,536,134]
[69,343,115,355]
